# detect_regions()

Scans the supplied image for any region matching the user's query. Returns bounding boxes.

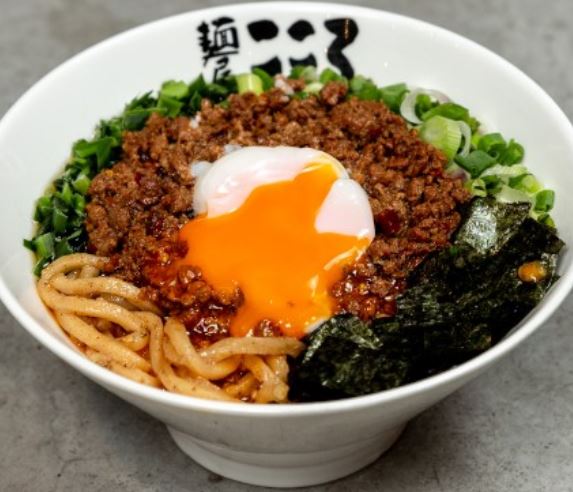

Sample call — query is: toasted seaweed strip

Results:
[289,316,413,401]
[290,198,564,401]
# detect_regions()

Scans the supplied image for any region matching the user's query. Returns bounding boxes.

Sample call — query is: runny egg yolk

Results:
[180,160,371,339]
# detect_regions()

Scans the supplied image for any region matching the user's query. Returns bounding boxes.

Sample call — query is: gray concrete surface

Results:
[1,0,573,490]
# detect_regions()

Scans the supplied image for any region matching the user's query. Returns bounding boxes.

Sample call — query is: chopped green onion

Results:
[236,73,264,95]
[34,233,55,259]
[204,82,230,102]
[189,91,202,112]
[535,190,555,212]
[481,175,503,194]
[158,95,184,117]
[416,93,437,117]
[421,102,480,132]
[499,139,525,165]
[73,137,114,167]
[160,80,190,100]
[52,208,68,234]
[188,74,207,95]
[33,257,50,277]
[290,65,317,82]
[55,239,74,257]
[348,76,380,100]
[252,68,274,91]
[304,82,324,94]
[34,196,52,221]
[73,173,91,195]
[538,214,556,228]
[57,182,74,207]
[122,109,155,131]
[495,185,533,204]
[379,83,408,113]
[477,133,506,158]
[319,68,347,85]
[23,238,35,251]
[465,178,487,197]
[455,150,497,178]
[508,173,541,194]
[418,116,462,160]
[73,194,86,214]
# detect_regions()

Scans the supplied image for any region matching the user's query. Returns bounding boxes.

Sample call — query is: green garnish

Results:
[418,116,462,160]
[236,73,264,95]
[535,190,555,212]
[456,150,497,178]
[26,65,557,274]
[379,83,408,113]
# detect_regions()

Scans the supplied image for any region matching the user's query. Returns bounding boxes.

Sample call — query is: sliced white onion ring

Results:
[457,120,472,157]
[399,88,450,124]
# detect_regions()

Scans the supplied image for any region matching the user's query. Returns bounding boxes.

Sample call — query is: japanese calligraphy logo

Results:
[197,16,359,80]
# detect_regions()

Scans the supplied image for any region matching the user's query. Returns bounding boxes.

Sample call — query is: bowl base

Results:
[167,423,406,488]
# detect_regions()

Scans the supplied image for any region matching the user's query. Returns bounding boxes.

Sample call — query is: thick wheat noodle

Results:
[55,311,151,371]
[116,329,149,352]
[224,373,258,399]
[266,354,290,382]
[200,336,304,362]
[39,281,145,334]
[163,336,241,380]
[39,254,304,403]
[244,355,289,403]
[86,349,161,387]
[51,274,160,313]
[80,265,100,278]
[165,319,243,379]
[145,312,237,402]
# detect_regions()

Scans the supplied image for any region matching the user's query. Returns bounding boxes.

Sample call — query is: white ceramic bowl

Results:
[1,2,572,488]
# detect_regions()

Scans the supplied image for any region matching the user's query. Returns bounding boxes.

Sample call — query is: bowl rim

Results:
[1,1,572,417]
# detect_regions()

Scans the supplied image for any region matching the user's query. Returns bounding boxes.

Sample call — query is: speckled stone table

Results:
[1,1,573,490]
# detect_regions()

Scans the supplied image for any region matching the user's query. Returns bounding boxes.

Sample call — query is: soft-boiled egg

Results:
[181,146,375,339]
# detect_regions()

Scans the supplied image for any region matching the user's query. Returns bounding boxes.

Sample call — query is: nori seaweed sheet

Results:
[289,198,564,401]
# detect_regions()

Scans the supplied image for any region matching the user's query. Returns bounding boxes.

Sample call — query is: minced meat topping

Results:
[86,82,469,343]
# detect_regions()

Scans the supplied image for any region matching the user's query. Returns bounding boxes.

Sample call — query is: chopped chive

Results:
[236,73,264,95]
[52,208,68,234]
[319,68,346,85]
[379,83,408,113]
[57,182,74,207]
[34,233,55,259]
[55,239,74,257]
[304,82,324,94]
[34,196,52,221]
[252,68,274,91]
[160,80,190,100]
[477,133,506,158]
[508,173,541,194]
[23,238,35,251]
[349,76,380,100]
[416,93,437,117]
[188,74,207,95]
[455,150,497,178]
[73,173,91,195]
[158,95,184,118]
[418,116,462,160]
[535,190,555,212]
[72,194,86,215]
[465,178,488,197]
[499,139,524,165]
[481,175,503,194]
[290,65,317,82]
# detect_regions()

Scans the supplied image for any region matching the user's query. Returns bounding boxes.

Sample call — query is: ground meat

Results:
[86,83,469,337]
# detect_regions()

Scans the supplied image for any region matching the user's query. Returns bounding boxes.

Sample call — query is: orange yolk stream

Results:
[179,163,371,339]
